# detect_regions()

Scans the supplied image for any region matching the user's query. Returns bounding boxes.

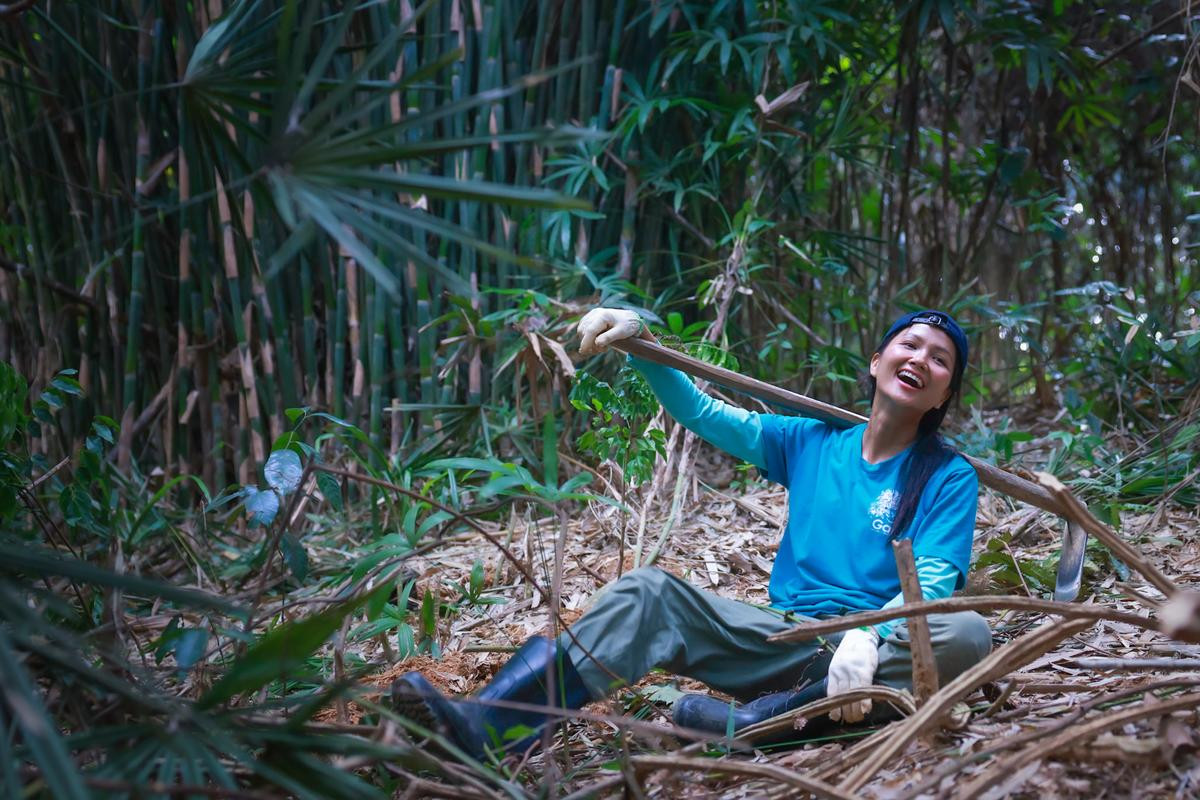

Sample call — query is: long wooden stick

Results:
[766,595,1163,642]
[615,337,1069,517]
[893,539,939,705]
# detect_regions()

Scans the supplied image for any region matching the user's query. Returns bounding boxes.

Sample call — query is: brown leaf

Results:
[539,333,577,379]
[1161,716,1198,761]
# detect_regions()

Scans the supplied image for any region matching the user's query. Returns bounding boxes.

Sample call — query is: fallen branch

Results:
[953,689,1200,799]
[837,617,1095,792]
[1067,657,1200,671]
[735,686,917,745]
[628,754,859,800]
[1161,590,1200,643]
[768,595,1157,642]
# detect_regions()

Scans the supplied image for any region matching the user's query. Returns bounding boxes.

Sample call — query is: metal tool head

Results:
[1053,520,1088,602]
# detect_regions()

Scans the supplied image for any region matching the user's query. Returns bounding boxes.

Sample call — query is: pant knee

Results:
[931,612,992,679]
[609,566,671,598]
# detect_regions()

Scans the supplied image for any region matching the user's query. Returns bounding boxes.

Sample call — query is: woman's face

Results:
[869,323,957,415]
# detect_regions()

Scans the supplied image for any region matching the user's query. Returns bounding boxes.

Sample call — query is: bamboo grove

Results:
[3,1,1200,797]
[2,1,1199,494]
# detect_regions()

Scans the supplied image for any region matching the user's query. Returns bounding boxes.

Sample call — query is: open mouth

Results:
[896,368,924,389]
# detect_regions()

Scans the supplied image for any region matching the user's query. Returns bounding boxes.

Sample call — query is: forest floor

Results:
[320,413,1200,799]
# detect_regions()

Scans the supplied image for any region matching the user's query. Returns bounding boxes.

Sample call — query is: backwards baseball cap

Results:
[879,309,969,375]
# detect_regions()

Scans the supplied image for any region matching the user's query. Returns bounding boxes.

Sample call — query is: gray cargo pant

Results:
[559,567,991,701]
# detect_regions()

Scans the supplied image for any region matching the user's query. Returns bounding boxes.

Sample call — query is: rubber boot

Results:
[673,679,828,737]
[389,636,592,758]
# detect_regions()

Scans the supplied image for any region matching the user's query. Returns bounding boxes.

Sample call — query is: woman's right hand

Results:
[578,308,645,355]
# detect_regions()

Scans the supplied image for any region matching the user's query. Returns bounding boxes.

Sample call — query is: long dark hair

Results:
[864,329,966,541]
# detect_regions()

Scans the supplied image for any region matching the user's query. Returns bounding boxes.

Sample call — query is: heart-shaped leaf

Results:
[264,449,303,494]
[244,486,280,527]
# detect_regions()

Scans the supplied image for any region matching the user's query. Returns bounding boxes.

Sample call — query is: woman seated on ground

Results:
[391,307,991,757]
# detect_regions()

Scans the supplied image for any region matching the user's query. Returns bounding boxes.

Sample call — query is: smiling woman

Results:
[389,306,992,755]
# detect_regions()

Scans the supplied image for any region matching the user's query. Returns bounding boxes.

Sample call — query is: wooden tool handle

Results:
[613,337,1069,518]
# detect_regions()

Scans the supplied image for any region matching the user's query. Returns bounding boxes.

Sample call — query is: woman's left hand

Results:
[826,627,880,723]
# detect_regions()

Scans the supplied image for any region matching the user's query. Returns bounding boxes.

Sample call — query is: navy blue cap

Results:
[880,310,969,374]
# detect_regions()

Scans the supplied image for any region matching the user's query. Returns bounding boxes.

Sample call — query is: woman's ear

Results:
[869,352,880,379]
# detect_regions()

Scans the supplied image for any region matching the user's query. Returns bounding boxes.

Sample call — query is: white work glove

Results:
[826,626,880,723]
[577,308,645,356]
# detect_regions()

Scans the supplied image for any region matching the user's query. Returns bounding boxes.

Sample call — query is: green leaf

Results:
[244,486,281,527]
[264,449,303,494]
[280,533,309,582]
[0,543,241,615]
[198,588,379,709]
[0,631,89,799]
[173,628,210,673]
[315,470,342,512]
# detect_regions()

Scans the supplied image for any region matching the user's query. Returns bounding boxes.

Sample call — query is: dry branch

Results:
[768,595,1158,642]
[313,465,629,688]
[893,539,939,704]
[1161,590,1200,643]
[1067,657,1200,671]
[896,678,1200,800]
[628,754,859,800]
[837,617,1095,792]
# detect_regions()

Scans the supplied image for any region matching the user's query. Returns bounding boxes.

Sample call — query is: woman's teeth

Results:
[897,369,923,388]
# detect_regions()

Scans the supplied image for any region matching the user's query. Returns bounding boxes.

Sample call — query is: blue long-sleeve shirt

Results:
[630,354,977,639]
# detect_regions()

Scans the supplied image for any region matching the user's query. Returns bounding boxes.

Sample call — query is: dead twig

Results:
[628,754,859,800]
[768,595,1157,643]
[1161,591,1200,643]
[315,465,627,688]
[1066,657,1200,671]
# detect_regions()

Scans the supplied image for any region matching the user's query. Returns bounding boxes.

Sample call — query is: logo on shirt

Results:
[868,489,899,535]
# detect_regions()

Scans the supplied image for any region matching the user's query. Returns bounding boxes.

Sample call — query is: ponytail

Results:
[888,406,953,540]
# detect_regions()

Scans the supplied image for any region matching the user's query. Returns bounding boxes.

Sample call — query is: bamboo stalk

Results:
[216,173,266,477]
[369,274,386,466]
[118,0,155,471]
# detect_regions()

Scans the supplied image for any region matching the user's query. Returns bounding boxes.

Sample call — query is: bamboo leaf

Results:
[0,631,89,800]
[0,544,241,615]
[198,588,380,709]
